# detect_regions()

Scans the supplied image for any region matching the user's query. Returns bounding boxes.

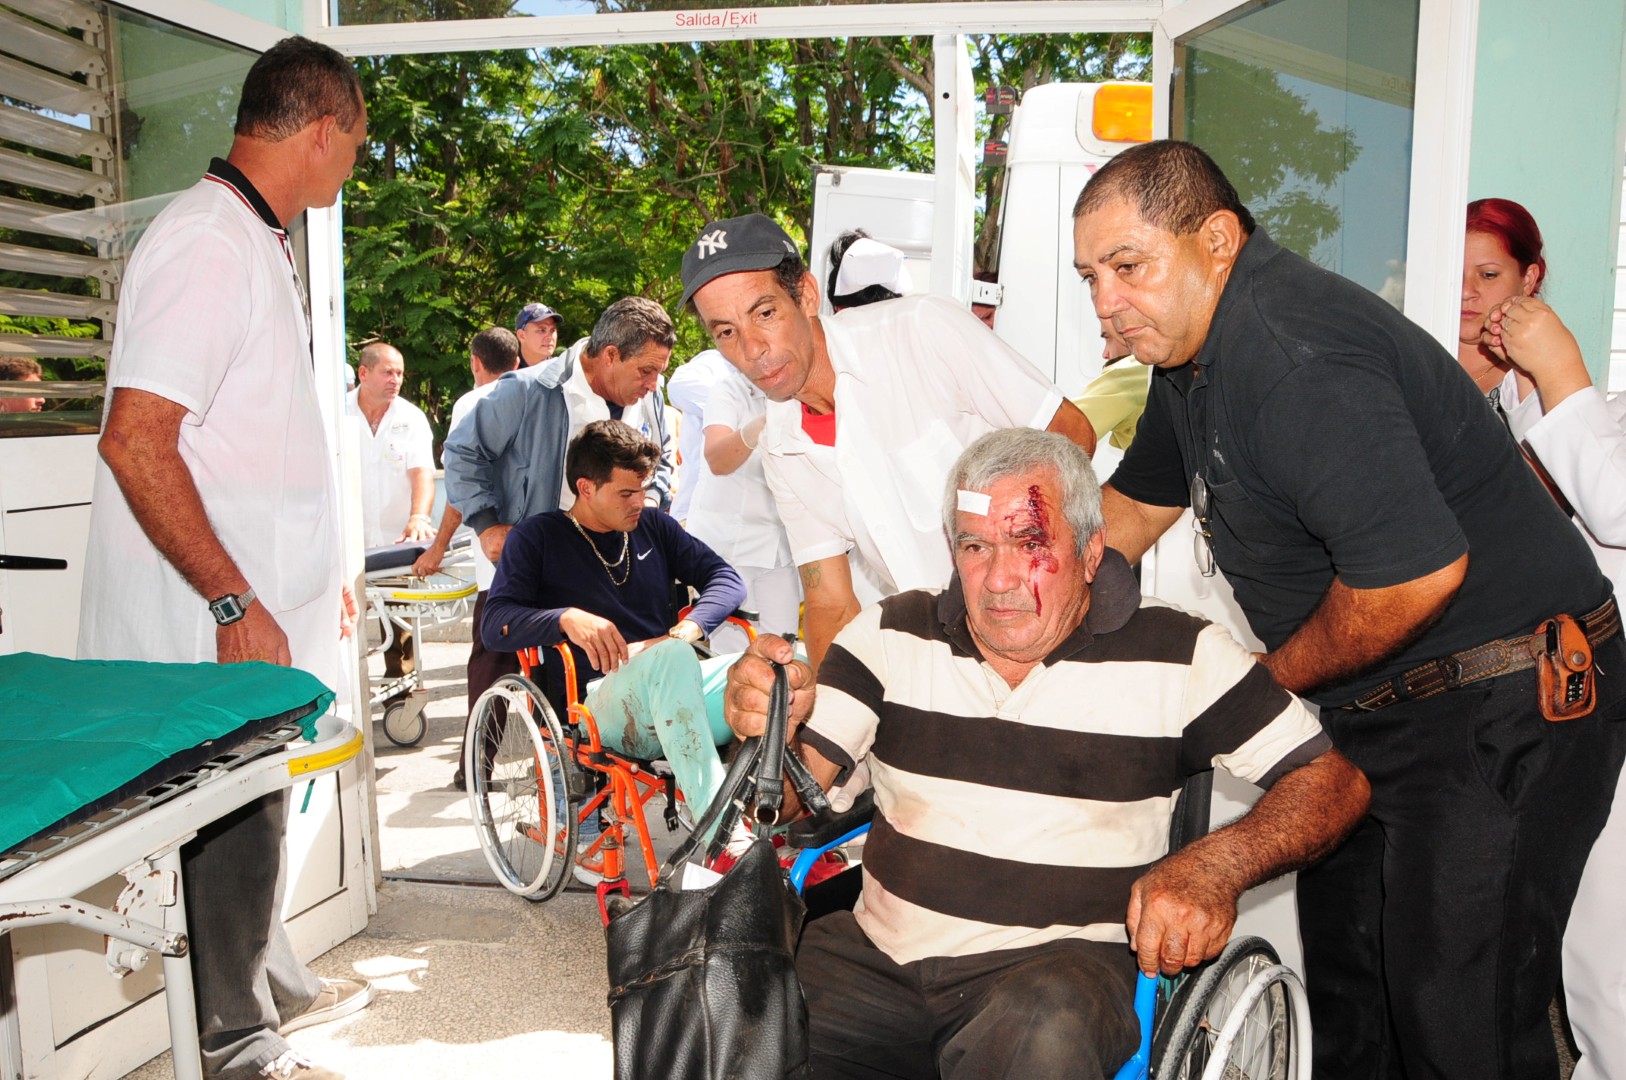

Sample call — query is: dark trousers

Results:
[797,910,1139,1080]
[183,789,322,1079]
[382,627,414,680]
[455,589,519,783]
[1298,635,1626,1080]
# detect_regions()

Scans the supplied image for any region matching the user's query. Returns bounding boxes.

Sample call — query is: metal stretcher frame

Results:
[363,553,477,655]
[0,713,362,1080]
[363,540,476,746]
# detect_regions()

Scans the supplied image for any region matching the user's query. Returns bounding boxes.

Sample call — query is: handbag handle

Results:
[752,665,789,824]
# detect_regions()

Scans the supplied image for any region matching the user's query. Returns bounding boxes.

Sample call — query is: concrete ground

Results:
[125,627,621,1080]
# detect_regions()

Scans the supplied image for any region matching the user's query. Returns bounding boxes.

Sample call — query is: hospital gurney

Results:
[0,652,362,1080]
[363,533,476,747]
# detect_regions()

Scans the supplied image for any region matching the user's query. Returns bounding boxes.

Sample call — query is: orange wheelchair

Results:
[462,616,753,917]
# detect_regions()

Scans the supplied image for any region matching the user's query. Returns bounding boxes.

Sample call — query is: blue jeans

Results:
[582,639,736,831]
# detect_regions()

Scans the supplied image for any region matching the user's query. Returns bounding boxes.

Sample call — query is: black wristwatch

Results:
[208,587,257,626]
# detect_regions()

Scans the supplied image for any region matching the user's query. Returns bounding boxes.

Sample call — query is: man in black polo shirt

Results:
[1073,140,1625,1080]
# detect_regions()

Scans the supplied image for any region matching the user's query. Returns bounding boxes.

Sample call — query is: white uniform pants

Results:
[1566,760,1626,1080]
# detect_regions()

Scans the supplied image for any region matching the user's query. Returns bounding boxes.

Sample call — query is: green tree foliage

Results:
[1181,49,1361,261]
[343,33,1156,441]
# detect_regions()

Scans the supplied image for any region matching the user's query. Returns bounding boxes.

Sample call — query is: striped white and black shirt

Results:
[802,549,1330,964]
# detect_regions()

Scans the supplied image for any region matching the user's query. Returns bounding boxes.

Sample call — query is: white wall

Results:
[1613,164,1626,393]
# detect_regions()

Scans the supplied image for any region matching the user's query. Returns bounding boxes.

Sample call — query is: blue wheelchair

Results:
[785,772,1312,1080]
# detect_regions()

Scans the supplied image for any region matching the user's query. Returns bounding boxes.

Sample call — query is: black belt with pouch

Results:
[1344,596,1619,719]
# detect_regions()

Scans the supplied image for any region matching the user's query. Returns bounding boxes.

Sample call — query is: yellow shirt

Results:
[1073,362,1150,451]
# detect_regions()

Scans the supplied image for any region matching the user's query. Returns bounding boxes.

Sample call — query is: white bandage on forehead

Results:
[957,490,991,515]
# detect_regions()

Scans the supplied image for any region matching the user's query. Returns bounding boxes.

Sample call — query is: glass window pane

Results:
[1174,0,1419,308]
[0,2,257,438]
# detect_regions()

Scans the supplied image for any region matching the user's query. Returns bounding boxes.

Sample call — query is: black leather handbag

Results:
[604,664,824,1080]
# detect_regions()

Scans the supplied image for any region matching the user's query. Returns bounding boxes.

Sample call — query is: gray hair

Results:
[942,428,1103,557]
[586,296,676,359]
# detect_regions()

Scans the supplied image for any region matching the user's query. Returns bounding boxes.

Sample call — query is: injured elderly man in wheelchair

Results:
[479,419,753,884]
[725,427,1371,1080]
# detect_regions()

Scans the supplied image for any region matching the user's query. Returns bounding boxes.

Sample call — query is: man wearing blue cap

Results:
[514,301,562,366]
[681,213,1098,669]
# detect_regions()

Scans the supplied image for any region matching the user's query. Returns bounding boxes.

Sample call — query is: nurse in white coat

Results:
[1464,198,1626,1080]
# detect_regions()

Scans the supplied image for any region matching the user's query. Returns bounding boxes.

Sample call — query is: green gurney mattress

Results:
[0,653,335,854]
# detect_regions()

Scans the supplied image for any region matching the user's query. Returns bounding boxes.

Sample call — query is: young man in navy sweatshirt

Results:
[482,419,746,880]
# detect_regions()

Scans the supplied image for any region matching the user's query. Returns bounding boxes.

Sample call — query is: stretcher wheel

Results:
[465,675,575,901]
[1152,936,1296,1080]
[381,700,425,747]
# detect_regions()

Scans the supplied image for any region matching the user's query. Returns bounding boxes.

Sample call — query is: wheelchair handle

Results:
[0,555,67,570]
[1110,972,1158,1080]
[787,823,871,893]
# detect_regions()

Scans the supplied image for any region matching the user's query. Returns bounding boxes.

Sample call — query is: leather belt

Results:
[1343,596,1620,712]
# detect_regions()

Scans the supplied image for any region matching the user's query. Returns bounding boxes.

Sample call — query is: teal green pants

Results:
[584,638,737,826]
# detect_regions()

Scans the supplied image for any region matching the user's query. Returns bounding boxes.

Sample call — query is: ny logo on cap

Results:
[696,230,728,259]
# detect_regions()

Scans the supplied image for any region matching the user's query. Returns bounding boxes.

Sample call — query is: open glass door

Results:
[1157,0,1474,345]
[1145,0,1468,981]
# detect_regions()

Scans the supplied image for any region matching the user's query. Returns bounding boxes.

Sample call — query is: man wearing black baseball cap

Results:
[681,213,1097,669]
[514,301,562,366]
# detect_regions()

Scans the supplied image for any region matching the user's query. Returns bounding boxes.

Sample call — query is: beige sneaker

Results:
[279,978,375,1035]
[258,1050,344,1079]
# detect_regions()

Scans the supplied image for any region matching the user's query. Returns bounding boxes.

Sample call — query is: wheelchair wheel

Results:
[1151,936,1297,1080]
[381,700,425,747]
[464,675,576,901]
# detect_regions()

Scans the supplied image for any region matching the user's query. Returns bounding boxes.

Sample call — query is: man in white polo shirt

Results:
[349,341,434,681]
[78,36,373,1080]
[681,213,1098,668]
[349,341,434,550]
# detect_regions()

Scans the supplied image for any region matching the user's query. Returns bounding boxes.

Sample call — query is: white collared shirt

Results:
[760,295,1062,598]
[1500,368,1626,593]
[349,389,434,550]
[79,173,342,692]
[667,349,733,522]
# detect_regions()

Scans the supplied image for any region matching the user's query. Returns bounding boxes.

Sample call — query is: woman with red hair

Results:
[1459,197,1549,394]
[1462,197,1626,1080]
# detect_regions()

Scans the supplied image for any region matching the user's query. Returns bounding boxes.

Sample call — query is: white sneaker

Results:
[259,1050,343,1079]
[572,837,604,886]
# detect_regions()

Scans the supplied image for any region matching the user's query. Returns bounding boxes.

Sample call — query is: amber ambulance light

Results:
[1093,83,1154,143]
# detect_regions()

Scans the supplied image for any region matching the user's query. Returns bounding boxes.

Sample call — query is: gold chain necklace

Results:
[569,512,631,586]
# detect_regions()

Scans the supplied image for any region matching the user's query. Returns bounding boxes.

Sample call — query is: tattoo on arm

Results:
[800,562,823,589]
